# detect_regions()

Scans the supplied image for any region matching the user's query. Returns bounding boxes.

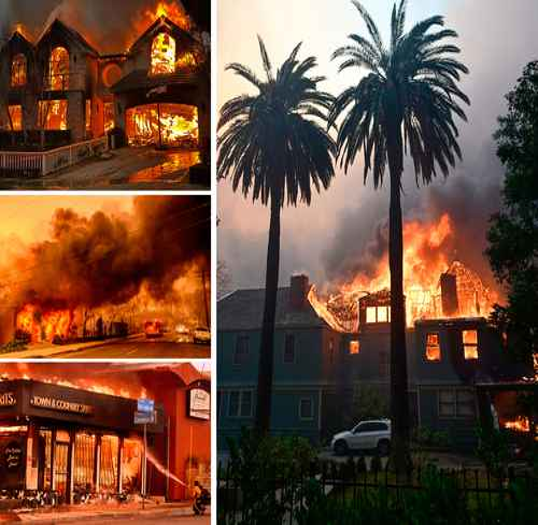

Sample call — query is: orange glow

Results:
[126,103,198,147]
[16,304,73,342]
[317,214,498,330]
[503,417,537,439]
[8,105,22,131]
[104,102,115,132]
[38,100,67,130]
[11,54,27,87]
[151,33,176,75]
[132,1,191,40]
[48,47,69,90]
[425,333,441,361]
[462,329,478,360]
[85,99,92,133]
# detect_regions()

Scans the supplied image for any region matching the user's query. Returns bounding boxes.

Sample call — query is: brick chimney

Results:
[289,274,310,310]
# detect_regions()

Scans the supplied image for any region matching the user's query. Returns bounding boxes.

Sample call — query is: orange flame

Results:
[132,0,191,42]
[16,304,73,342]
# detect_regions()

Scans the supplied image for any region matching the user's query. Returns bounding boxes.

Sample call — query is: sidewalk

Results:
[0,500,194,525]
[0,335,142,360]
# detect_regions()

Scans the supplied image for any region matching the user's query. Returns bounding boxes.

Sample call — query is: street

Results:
[15,512,210,525]
[54,336,210,359]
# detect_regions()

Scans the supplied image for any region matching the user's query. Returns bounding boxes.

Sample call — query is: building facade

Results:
[218,275,511,451]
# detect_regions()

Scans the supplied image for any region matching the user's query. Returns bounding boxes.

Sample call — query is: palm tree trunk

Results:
[387,114,411,472]
[255,192,281,435]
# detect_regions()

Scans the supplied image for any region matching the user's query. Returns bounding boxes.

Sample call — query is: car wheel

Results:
[377,439,390,457]
[334,440,348,456]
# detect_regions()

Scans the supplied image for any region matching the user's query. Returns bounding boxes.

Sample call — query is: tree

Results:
[218,37,336,434]
[486,60,538,372]
[330,0,469,470]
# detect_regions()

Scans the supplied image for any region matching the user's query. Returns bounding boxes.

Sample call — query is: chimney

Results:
[289,274,310,310]
[440,273,459,317]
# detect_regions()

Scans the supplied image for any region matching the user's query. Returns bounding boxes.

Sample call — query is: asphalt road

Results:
[55,337,210,359]
[18,511,210,525]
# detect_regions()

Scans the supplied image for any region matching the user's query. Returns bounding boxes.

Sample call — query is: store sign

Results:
[30,395,93,415]
[0,392,16,407]
[4,441,22,470]
[188,388,210,420]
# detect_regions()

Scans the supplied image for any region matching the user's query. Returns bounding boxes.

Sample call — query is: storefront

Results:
[0,379,164,504]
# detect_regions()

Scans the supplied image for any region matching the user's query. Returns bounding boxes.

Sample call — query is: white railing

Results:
[0,136,109,177]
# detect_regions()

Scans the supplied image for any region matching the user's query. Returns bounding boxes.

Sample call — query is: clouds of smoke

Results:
[10,196,210,310]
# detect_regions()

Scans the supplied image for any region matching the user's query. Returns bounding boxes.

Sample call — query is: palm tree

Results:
[330,0,469,470]
[218,37,336,435]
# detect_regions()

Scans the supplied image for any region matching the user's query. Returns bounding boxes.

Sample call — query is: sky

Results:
[217,0,538,293]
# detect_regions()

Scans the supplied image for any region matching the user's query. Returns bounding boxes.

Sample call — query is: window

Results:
[439,389,476,418]
[228,390,253,418]
[462,330,478,360]
[48,47,69,90]
[104,102,115,132]
[85,99,91,133]
[284,334,295,364]
[355,422,388,433]
[366,305,391,323]
[38,100,67,130]
[349,340,360,355]
[425,333,441,361]
[299,398,314,420]
[11,53,27,87]
[7,105,22,131]
[233,336,249,365]
[150,33,176,75]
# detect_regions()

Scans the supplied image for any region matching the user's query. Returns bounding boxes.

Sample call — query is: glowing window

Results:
[377,306,389,323]
[104,102,115,132]
[366,307,377,324]
[8,105,22,131]
[150,33,176,75]
[425,333,441,361]
[349,340,360,355]
[11,54,27,87]
[85,99,91,132]
[462,330,478,360]
[38,100,67,130]
[48,47,69,90]
[366,305,391,324]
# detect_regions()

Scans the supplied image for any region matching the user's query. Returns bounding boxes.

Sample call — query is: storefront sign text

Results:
[30,395,93,415]
[0,392,16,407]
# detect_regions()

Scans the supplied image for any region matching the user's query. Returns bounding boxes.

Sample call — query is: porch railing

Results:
[0,136,109,177]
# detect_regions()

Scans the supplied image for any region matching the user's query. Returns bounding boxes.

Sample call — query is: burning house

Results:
[0,363,210,505]
[218,265,533,451]
[0,1,209,152]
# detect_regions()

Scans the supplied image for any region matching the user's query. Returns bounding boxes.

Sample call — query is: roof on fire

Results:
[37,19,98,56]
[218,287,332,332]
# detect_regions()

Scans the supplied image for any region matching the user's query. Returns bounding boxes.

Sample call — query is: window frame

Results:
[298,397,314,421]
[227,390,253,418]
[233,335,250,366]
[462,329,479,360]
[438,388,476,419]
[11,53,27,87]
[425,332,441,362]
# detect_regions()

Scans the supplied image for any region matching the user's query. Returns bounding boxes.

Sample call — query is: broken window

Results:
[462,329,478,360]
[349,340,360,355]
[104,102,115,132]
[38,100,67,130]
[48,47,69,90]
[11,53,27,87]
[8,105,22,131]
[425,333,441,361]
[150,33,176,75]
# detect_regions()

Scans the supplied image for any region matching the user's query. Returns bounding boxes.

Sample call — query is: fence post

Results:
[42,153,47,176]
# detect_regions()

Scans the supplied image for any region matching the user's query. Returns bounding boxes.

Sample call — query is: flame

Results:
[504,417,530,433]
[132,1,191,44]
[318,214,498,330]
[151,32,176,76]
[13,23,32,41]
[126,104,198,147]
[16,304,73,342]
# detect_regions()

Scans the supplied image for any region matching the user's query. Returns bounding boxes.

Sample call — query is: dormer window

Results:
[150,33,176,75]
[49,47,69,90]
[11,54,27,87]
[366,305,391,324]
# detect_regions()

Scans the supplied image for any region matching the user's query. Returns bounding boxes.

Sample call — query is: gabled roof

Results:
[37,19,98,56]
[109,68,198,94]
[218,286,332,332]
[129,15,197,54]
[1,31,34,57]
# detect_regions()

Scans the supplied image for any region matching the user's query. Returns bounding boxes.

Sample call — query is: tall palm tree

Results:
[330,0,469,470]
[218,37,336,435]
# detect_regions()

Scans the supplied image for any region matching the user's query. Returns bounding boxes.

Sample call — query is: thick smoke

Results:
[2,0,208,51]
[11,196,210,310]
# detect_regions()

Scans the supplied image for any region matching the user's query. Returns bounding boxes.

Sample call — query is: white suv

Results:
[331,419,391,456]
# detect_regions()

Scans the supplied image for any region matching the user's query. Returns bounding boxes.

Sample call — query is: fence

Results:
[0,136,108,178]
[217,460,536,524]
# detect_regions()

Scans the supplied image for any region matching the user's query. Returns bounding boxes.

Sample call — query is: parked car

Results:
[193,327,211,344]
[144,319,163,338]
[331,419,391,456]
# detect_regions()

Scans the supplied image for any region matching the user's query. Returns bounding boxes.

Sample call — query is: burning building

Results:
[0,1,209,151]
[0,363,210,504]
